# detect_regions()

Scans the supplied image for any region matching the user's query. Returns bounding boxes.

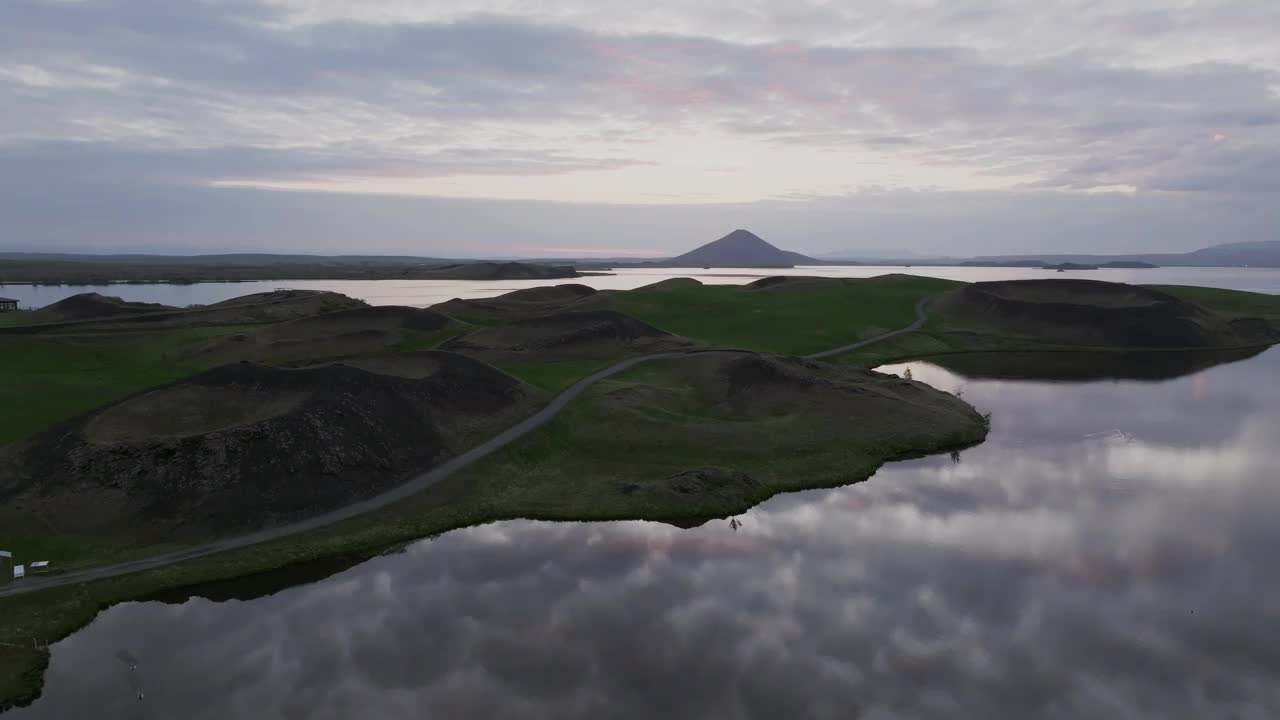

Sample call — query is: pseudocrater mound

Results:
[187,305,451,364]
[443,310,691,354]
[41,292,176,321]
[0,352,538,541]
[939,279,1273,348]
[87,385,310,444]
[635,278,703,291]
[687,352,984,431]
[432,284,604,323]
[740,276,848,291]
[596,352,989,512]
[493,284,598,303]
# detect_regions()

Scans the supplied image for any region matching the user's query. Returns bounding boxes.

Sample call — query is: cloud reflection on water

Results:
[12,349,1280,719]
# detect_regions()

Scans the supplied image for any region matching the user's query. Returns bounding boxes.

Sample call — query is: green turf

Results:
[491,359,612,391]
[451,364,967,519]
[388,324,473,352]
[0,312,36,328]
[0,320,474,447]
[0,531,128,569]
[0,647,49,711]
[835,284,1280,368]
[0,328,246,446]
[609,275,960,354]
[1146,285,1280,318]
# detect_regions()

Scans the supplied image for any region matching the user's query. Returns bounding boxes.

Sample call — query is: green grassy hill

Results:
[607,275,959,354]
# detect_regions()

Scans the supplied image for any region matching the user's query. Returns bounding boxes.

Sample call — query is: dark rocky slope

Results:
[937,279,1279,348]
[23,293,176,322]
[0,352,537,541]
[432,283,603,323]
[184,305,452,365]
[442,310,686,354]
[4,290,368,335]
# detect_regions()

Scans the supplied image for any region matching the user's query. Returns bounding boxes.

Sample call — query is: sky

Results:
[2,0,1278,258]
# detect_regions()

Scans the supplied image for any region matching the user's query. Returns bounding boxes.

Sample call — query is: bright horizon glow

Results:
[1,0,1278,255]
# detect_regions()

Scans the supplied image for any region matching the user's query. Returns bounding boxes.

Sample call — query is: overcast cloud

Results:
[1,0,1278,256]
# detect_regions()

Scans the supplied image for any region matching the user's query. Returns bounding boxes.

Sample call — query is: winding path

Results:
[0,299,930,597]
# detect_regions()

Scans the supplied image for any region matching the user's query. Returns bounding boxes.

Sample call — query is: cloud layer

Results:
[1,0,1278,253]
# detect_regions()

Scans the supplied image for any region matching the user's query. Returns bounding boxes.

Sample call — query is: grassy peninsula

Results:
[2,274,1279,710]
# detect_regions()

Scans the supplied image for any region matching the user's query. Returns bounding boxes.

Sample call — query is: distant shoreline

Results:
[0,260,589,285]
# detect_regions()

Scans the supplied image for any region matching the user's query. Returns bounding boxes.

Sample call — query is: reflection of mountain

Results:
[925,347,1268,382]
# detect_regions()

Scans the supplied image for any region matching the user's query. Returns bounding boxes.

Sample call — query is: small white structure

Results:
[1,553,51,581]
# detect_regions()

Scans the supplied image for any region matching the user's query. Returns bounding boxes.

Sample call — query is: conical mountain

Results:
[669,229,816,267]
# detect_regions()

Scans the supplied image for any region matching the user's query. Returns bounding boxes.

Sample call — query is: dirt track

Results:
[0,300,929,597]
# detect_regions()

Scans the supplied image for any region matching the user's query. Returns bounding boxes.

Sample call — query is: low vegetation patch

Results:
[0,328,245,446]
[489,358,616,392]
[608,274,960,354]
[1146,284,1280,319]
[0,300,465,447]
[933,279,1277,348]
[460,353,988,519]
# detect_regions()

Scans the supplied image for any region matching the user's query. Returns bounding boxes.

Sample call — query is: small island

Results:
[2,266,1280,709]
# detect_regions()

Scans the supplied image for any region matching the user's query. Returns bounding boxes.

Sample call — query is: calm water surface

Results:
[2,265,1278,309]
[12,348,1279,719]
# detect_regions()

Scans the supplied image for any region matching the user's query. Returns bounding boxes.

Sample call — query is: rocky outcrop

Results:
[443,310,676,353]
[0,352,535,540]
[940,279,1274,348]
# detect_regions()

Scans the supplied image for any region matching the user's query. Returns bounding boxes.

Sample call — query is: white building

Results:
[0,552,51,582]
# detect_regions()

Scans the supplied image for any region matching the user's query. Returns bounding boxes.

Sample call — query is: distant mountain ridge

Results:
[0,252,458,266]
[668,229,817,267]
[5,238,1276,269]
[819,248,921,260]
[969,240,1280,268]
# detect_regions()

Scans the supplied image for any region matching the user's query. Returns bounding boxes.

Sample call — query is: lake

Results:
[2,265,1279,309]
[11,347,1279,718]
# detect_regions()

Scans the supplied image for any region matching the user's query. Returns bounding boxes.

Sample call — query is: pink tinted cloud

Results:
[582,35,850,121]
[506,246,669,256]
